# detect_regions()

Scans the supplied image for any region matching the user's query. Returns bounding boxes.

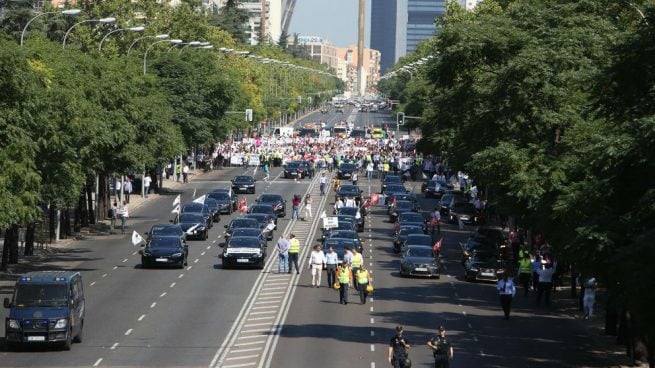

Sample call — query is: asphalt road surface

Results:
[1,108,614,368]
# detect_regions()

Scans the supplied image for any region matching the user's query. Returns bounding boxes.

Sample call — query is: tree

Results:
[278,29,288,50]
[209,0,249,45]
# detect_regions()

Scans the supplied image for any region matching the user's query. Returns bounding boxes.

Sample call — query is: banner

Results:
[193,194,206,204]
[171,204,180,214]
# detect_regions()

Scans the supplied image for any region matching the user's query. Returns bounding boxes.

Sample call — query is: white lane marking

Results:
[170,282,176,288]
[237,335,267,340]
[89,282,96,286]
[370,318,374,324]
[243,322,272,327]
[260,291,285,296]
[255,300,280,304]
[371,330,375,337]
[230,347,263,353]
[370,344,375,352]
[160,292,167,298]
[102,273,108,278]
[132,251,138,255]
[212,240,217,244]
[194,258,199,263]
[113,266,118,270]
[241,328,271,333]
[247,316,276,321]
[370,297,374,302]
[463,311,467,316]
[234,340,266,347]
[369,262,373,267]
[458,304,463,307]
[251,306,278,310]
[138,315,145,322]
[178,274,184,279]
[481,350,486,357]
[261,286,287,290]
[249,311,276,315]
[371,362,376,368]
[93,358,103,367]
[187,266,192,270]
[226,354,260,361]
[206,246,211,250]
[468,322,473,329]
[150,302,157,308]
[110,342,119,350]
[122,258,128,263]
[473,335,479,342]
[201,251,207,256]
[124,329,132,336]
[257,296,282,300]
[370,307,374,312]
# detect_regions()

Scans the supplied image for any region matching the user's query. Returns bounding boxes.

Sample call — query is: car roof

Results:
[234,175,254,180]
[17,271,80,285]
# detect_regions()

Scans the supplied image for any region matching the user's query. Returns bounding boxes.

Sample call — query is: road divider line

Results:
[90,282,96,286]
[122,258,128,263]
[194,258,199,263]
[93,358,103,367]
[102,273,107,278]
[150,302,157,308]
[110,342,119,350]
[138,315,145,322]
[124,329,132,336]
[170,282,176,288]
[178,274,184,279]
[160,292,167,298]
[201,251,207,256]
[113,266,118,270]
[370,344,375,352]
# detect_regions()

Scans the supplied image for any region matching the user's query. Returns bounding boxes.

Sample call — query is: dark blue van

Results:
[4,271,85,351]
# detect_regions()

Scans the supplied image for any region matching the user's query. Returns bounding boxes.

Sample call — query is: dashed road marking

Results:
[102,273,108,278]
[150,302,157,308]
[194,258,199,263]
[90,282,96,286]
[113,266,118,270]
[160,292,167,298]
[463,311,467,316]
[110,342,119,350]
[170,282,176,288]
[186,266,192,270]
[206,246,211,250]
[138,315,145,322]
[93,358,103,367]
[370,318,374,324]
[122,258,128,263]
[132,251,138,255]
[370,344,375,352]
[370,307,374,312]
[178,274,184,279]
[124,329,132,336]
[230,347,263,353]
[201,251,207,256]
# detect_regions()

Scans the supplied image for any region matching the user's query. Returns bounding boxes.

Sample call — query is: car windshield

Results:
[180,213,204,223]
[149,237,181,248]
[472,253,500,267]
[234,176,253,183]
[400,213,423,222]
[286,162,302,169]
[260,195,281,202]
[339,208,358,216]
[151,225,182,237]
[182,204,205,212]
[454,203,476,212]
[228,238,261,248]
[340,164,356,171]
[385,176,402,183]
[386,185,406,193]
[230,219,259,229]
[251,206,273,214]
[333,127,347,133]
[209,192,230,200]
[331,231,357,239]
[395,201,413,209]
[14,284,68,308]
[231,229,261,237]
[407,235,432,246]
[399,227,423,236]
[350,130,366,137]
[338,186,360,195]
[406,247,433,258]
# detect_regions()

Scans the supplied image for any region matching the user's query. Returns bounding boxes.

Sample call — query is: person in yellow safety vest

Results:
[356,265,371,304]
[351,247,363,291]
[382,161,390,181]
[337,264,352,305]
[518,253,533,296]
[288,234,301,274]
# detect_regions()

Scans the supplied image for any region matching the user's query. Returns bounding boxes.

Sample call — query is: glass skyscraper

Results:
[406,0,446,53]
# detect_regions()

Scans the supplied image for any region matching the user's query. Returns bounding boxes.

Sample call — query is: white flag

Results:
[186,224,200,235]
[171,204,180,214]
[131,231,144,246]
[320,210,327,219]
[193,194,206,204]
[192,187,197,198]
[172,194,181,207]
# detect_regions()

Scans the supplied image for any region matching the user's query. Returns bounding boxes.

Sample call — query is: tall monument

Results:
[357,0,365,96]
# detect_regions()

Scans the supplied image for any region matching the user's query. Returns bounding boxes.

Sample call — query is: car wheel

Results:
[399,269,406,277]
[258,260,265,269]
[141,258,148,268]
[204,231,209,240]
[73,321,83,343]
[281,212,286,218]
[62,328,72,351]
[222,261,230,269]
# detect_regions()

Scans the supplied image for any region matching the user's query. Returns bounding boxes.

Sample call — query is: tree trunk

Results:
[8,224,19,264]
[24,222,35,256]
[87,180,95,225]
[98,175,109,221]
[570,263,577,298]
[49,205,56,242]
[61,209,72,238]
[1,227,8,271]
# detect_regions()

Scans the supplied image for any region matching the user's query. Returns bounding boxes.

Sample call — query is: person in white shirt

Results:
[308,245,326,287]
[143,175,152,198]
[334,198,344,212]
[304,194,313,220]
[119,201,129,235]
[324,246,339,288]
[263,219,276,237]
[536,264,556,306]
[345,197,356,208]
[319,173,328,196]
[497,273,516,319]
[583,276,597,319]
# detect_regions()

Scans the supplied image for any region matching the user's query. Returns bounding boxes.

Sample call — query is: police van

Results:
[4,271,85,351]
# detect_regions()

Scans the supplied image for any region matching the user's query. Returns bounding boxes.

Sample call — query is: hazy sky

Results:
[287,0,371,48]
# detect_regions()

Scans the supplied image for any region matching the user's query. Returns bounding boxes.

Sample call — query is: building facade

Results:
[406,0,445,54]
[336,44,381,96]
[296,36,339,70]
[209,0,288,45]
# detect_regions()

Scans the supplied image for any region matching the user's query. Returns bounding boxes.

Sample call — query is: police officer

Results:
[427,326,453,368]
[288,234,300,274]
[356,265,371,304]
[350,247,363,291]
[388,326,411,368]
[337,264,351,305]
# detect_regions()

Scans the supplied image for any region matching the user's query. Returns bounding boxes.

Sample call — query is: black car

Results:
[422,179,450,198]
[229,228,267,247]
[283,161,307,179]
[337,163,358,180]
[438,193,466,216]
[388,200,418,223]
[244,213,275,240]
[323,238,362,262]
[140,237,188,268]
[402,234,434,253]
[177,213,209,240]
[221,237,267,269]
[208,190,238,214]
[335,184,363,203]
[392,225,424,253]
[320,107,329,114]
[336,207,364,232]
[464,250,506,282]
[448,202,480,225]
[400,245,440,278]
[256,193,287,217]
[388,193,420,211]
[350,129,367,139]
[394,212,427,233]
[322,219,358,241]
[231,175,256,194]
[381,175,404,193]
[223,218,260,243]
[181,203,213,228]
[383,184,408,204]
[204,198,222,222]
[248,204,278,225]
[324,230,362,251]
[147,224,186,242]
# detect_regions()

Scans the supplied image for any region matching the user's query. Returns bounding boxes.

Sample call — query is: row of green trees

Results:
[0,0,341,269]
[378,0,654,365]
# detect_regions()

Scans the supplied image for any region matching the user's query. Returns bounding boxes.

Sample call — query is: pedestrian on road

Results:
[337,264,351,305]
[427,326,453,368]
[124,178,133,204]
[356,265,371,304]
[114,177,121,201]
[388,326,411,368]
[350,247,363,291]
[536,263,555,306]
[497,272,516,319]
[518,253,533,296]
[109,202,118,234]
[583,276,597,319]
[325,246,339,288]
[303,194,313,220]
[319,173,327,196]
[352,171,358,185]
[143,175,152,198]
[366,162,374,180]
[292,195,301,220]
[263,162,270,181]
[275,235,290,273]
[308,244,326,287]
[288,234,301,274]
[119,201,129,235]
[430,207,441,234]
[182,164,189,183]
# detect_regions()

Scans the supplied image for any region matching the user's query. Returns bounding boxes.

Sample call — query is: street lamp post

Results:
[20,9,81,46]
[63,17,116,48]
[99,26,145,51]
[143,39,183,75]
[127,34,169,56]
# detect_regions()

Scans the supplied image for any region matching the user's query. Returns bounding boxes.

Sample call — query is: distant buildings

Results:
[294,36,381,96]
